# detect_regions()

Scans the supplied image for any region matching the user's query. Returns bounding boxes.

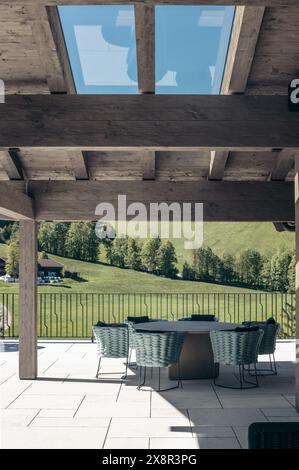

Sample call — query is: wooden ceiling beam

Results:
[0,149,25,180]
[0,184,34,220]
[1,95,299,150]
[209,6,265,181]
[270,150,295,181]
[135,4,155,94]
[28,180,294,222]
[0,1,294,7]
[142,151,156,180]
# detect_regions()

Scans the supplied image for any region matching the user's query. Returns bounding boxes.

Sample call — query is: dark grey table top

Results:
[135,320,240,334]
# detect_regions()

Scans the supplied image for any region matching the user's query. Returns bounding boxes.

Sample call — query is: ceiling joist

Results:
[209,6,265,181]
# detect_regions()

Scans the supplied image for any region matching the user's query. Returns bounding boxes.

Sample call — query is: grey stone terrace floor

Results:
[0,339,298,449]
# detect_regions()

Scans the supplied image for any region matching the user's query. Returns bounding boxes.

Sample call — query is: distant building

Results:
[0,257,6,276]
[38,259,64,278]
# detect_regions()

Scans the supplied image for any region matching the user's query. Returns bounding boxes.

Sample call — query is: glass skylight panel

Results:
[59,5,234,95]
[58,5,138,94]
[155,6,235,94]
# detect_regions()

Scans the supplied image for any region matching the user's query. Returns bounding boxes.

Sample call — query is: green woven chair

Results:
[243,320,280,375]
[92,323,129,379]
[210,328,264,389]
[133,329,185,391]
[248,422,299,449]
[179,314,218,322]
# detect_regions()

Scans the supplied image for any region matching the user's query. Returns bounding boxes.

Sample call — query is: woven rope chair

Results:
[243,321,280,375]
[179,314,218,322]
[248,422,299,449]
[92,323,129,379]
[210,329,264,389]
[134,330,185,391]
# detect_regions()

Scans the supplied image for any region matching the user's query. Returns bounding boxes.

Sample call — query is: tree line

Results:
[182,247,295,293]
[1,222,295,292]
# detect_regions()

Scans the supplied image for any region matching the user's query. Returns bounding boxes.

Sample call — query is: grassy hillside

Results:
[0,242,260,294]
[170,222,294,267]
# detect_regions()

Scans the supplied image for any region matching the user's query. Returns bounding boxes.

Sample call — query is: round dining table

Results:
[136,320,240,380]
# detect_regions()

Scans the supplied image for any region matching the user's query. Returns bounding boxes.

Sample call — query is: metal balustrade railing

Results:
[0,292,296,339]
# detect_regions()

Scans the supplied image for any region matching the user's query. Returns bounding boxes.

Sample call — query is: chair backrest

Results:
[210,329,264,366]
[248,422,299,449]
[179,314,217,322]
[243,321,280,354]
[92,324,129,358]
[127,316,150,324]
[134,330,185,368]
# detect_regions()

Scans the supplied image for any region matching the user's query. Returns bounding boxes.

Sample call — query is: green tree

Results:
[38,222,70,256]
[156,241,178,278]
[288,254,296,293]
[236,249,263,287]
[110,237,128,268]
[125,238,141,270]
[192,247,219,282]
[182,261,196,281]
[270,251,292,292]
[66,222,99,262]
[140,237,162,273]
[5,234,19,277]
[221,253,236,284]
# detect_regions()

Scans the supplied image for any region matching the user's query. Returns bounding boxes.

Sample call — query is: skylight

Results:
[59,5,235,95]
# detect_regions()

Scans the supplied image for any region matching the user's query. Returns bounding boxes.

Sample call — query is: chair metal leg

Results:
[121,352,129,380]
[214,363,259,390]
[95,357,101,378]
[248,353,278,376]
[137,365,147,390]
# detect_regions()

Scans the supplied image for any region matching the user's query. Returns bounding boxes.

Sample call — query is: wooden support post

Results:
[19,220,38,379]
[295,156,299,411]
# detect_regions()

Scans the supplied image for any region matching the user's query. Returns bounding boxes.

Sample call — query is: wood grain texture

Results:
[0,150,24,179]
[135,4,155,94]
[1,95,299,150]
[270,150,295,181]
[0,1,294,6]
[19,220,37,379]
[0,183,34,219]
[209,6,264,181]
[14,180,293,222]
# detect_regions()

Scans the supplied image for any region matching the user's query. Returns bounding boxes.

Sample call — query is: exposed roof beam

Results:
[28,4,66,93]
[46,6,76,94]
[0,150,25,180]
[209,6,265,181]
[20,180,293,222]
[142,151,156,180]
[69,151,89,180]
[46,6,89,179]
[1,95,299,150]
[270,150,295,181]
[0,1,293,6]
[135,5,155,94]
[0,185,34,220]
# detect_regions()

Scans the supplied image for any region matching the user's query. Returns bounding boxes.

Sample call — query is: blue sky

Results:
[59,5,234,94]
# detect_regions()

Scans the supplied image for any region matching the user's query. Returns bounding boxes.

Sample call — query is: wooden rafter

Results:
[270,150,295,181]
[0,184,34,220]
[0,149,25,180]
[45,6,89,179]
[209,6,265,181]
[1,95,299,150]
[0,1,294,6]
[135,4,155,94]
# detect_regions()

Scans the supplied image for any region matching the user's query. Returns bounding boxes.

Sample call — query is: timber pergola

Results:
[0,1,298,410]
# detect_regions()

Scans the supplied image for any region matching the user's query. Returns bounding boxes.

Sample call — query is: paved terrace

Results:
[0,340,298,449]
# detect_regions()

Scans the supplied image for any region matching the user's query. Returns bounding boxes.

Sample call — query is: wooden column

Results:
[19,220,38,379]
[295,156,299,411]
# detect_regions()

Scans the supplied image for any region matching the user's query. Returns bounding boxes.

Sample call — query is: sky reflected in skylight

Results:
[59,5,234,95]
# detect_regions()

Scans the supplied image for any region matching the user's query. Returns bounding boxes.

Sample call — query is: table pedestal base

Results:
[169,333,219,380]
